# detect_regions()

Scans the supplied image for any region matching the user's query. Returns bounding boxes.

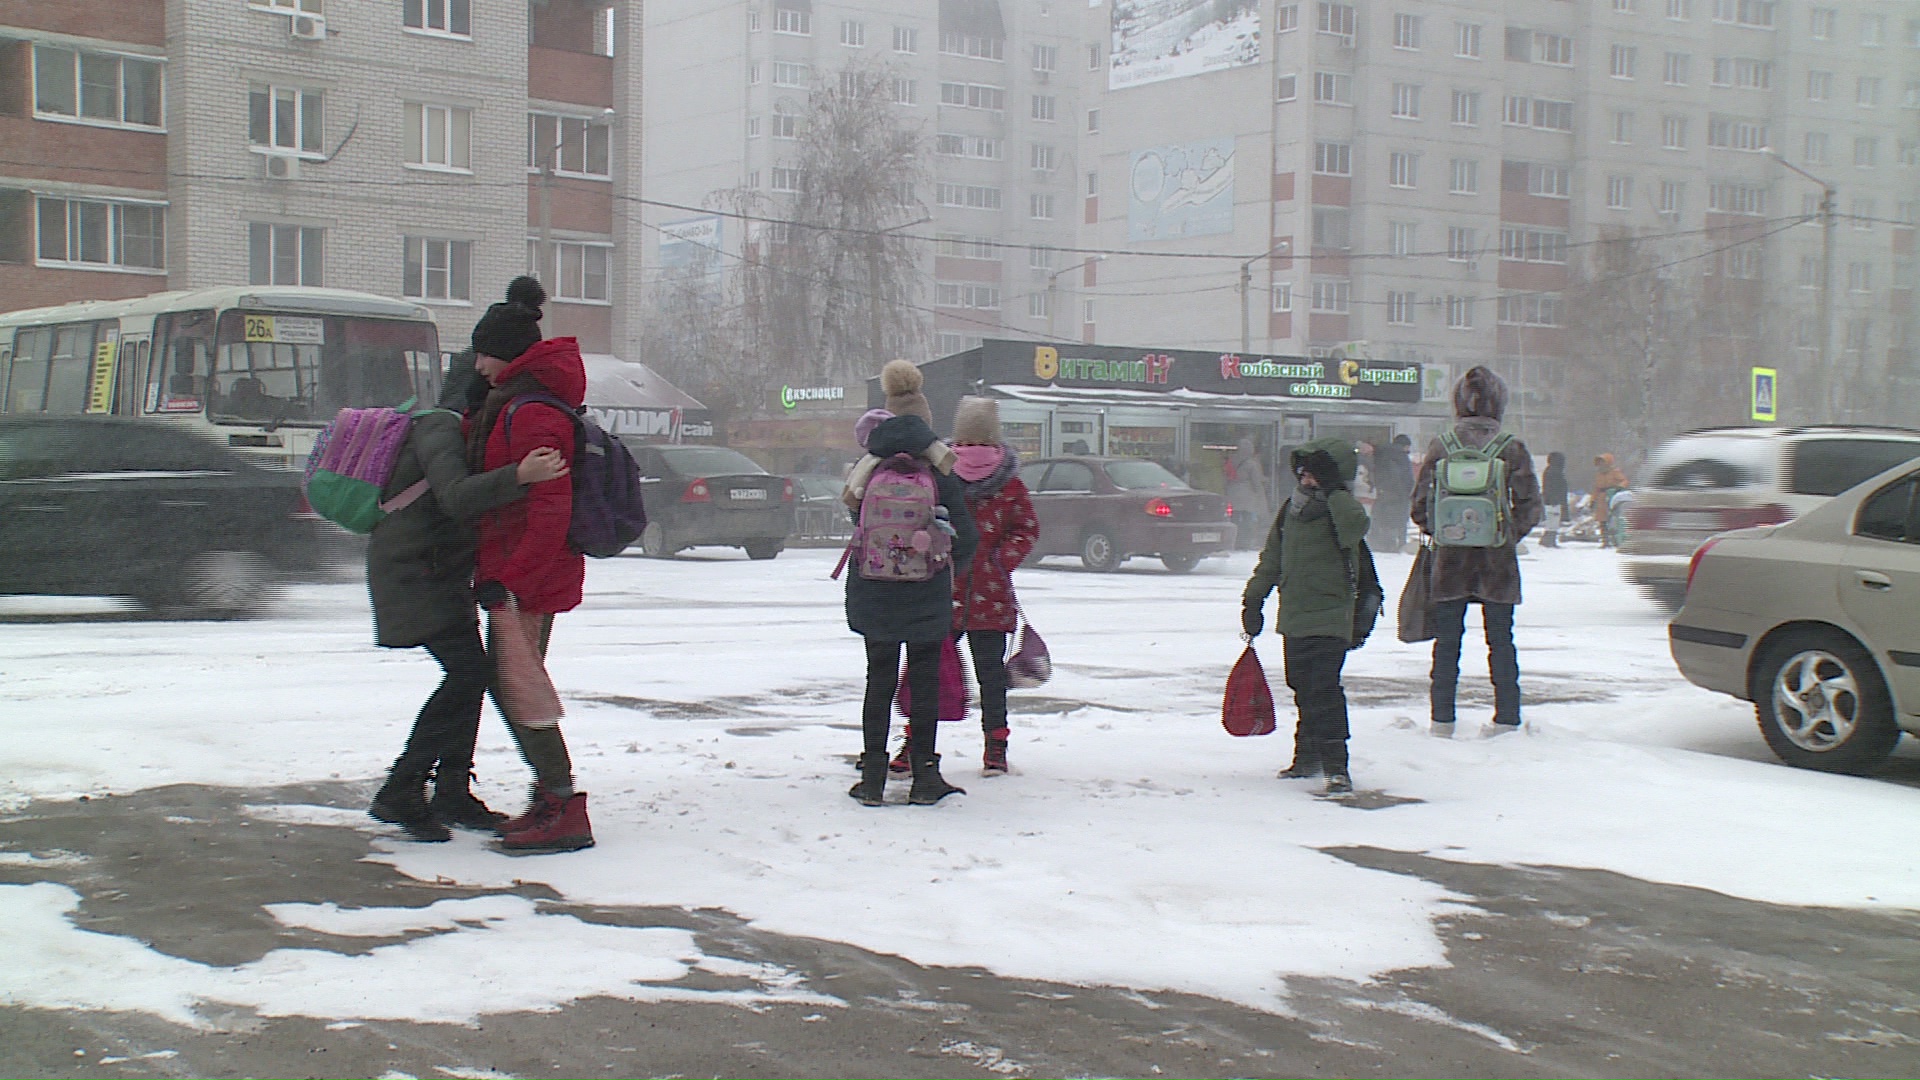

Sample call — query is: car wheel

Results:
[1161,553,1201,574]
[144,550,281,619]
[640,523,680,559]
[743,539,782,561]
[1751,628,1901,774]
[1080,529,1121,573]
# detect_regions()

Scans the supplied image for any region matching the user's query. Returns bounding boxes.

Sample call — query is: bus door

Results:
[115,334,150,416]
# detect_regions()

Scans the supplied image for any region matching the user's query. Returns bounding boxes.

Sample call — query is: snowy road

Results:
[4,545,1920,1076]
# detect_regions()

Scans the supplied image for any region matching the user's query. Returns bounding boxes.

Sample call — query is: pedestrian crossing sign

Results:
[1751,367,1777,423]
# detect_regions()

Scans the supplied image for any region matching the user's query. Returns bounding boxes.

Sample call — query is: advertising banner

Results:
[1127,137,1235,242]
[1109,0,1261,90]
[986,341,1422,404]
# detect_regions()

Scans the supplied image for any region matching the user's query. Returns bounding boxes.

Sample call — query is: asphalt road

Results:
[4,780,1918,1079]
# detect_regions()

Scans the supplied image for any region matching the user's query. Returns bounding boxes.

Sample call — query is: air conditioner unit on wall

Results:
[291,13,326,40]
[264,153,302,181]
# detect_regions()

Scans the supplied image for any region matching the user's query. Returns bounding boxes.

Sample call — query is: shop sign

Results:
[981,341,1423,404]
[1033,346,1175,385]
[780,385,847,410]
[585,406,714,442]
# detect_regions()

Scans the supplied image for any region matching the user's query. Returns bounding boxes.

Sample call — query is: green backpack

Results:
[1431,430,1516,548]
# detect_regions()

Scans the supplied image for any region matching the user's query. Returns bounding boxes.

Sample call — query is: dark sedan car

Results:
[625,443,795,560]
[0,415,328,616]
[1017,457,1237,572]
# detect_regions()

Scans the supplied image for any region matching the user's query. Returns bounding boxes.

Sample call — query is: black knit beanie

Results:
[470,276,547,362]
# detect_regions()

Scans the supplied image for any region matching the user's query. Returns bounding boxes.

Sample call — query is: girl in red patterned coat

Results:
[947,396,1039,775]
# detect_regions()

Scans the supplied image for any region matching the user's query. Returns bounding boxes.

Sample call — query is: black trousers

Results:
[965,630,1009,734]
[399,625,494,778]
[1431,600,1520,726]
[1282,635,1351,775]
[863,639,942,761]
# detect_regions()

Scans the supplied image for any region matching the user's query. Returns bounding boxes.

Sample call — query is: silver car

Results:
[1671,459,1920,773]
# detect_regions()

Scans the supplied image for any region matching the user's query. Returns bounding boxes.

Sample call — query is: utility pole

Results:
[1238,239,1293,357]
[1771,153,1837,423]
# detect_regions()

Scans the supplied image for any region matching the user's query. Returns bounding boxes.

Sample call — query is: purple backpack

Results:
[852,453,950,582]
[503,393,648,558]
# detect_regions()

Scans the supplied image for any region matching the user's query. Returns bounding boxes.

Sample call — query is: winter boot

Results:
[369,756,451,843]
[1429,721,1456,739]
[500,791,594,852]
[1323,772,1354,795]
[908,753,966,805]
[429,769,510,832]
[982,727,1010,776]
[848,757,888,806]
[889,725,913,774]
[1276,758,1322,779]
[497,783,553,836]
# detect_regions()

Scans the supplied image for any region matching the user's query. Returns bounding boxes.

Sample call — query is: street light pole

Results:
[1239,240,1293,357]
[1771,153,1837,422]
[1048,254,1104,341]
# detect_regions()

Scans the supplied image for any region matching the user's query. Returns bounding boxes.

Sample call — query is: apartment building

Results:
[0,0,628,354]
[1085,0,1920,448]
[639,0,1094,360]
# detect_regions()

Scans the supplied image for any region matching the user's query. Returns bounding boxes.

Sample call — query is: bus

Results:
[0,286,443,468]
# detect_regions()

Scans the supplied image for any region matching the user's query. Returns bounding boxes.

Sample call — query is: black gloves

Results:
[1241,602,1264,639]
[474,580,510,608]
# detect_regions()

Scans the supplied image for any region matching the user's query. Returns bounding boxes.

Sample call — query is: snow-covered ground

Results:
[3,546,1918,1025]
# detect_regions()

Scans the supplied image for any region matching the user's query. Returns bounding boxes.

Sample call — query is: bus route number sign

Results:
[243,314,325,346]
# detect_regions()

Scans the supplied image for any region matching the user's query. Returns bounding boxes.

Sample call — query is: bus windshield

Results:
[208,311,439,426]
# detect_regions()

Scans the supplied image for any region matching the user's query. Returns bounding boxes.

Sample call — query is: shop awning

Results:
[580,354,712,441]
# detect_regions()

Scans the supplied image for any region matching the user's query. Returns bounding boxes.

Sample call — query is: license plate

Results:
[1191,531,1221,543]
[1667,511,1721,531]
[730,488,768,501]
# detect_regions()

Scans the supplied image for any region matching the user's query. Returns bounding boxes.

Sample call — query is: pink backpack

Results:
[847,453,951,582]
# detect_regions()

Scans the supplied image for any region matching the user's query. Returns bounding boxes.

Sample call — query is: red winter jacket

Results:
[474,338,586,615]
[953,476,1039,633]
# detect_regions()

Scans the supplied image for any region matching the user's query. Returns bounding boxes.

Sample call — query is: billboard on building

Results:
[1109,0,1260,90]
[657,215,724,273]
[1127,137,1235,242]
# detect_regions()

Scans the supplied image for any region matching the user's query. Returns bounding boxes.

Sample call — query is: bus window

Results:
[151,309,214,415]
[7,327,53,412]
[46,324,99,414]
[210,311,436,425]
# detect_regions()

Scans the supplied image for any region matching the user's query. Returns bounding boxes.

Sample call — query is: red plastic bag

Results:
[1222,645,1277,737]
[896,635,971,722]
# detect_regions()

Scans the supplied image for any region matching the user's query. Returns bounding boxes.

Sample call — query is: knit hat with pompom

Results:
[470,276,547,362]
[880,359,932,423]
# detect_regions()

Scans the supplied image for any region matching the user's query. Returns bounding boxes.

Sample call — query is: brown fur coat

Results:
[1409,367,1544,605]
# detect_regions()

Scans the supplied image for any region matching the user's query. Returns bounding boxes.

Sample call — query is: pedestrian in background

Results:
[1592,453,1631,549]
[466,277,595,852]
[365,352,570,842]
[1411,367,1543,737]
[1369,434,1416,553]
[1241,438,1371,795]
[1225,437,1272,551]
[1539,451,1570,548]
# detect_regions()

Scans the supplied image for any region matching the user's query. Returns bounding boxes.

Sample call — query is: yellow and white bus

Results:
[0,286,443,467]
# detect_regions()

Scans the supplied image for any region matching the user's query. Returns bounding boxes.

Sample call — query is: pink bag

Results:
[1222,645,1277,737]
[896,636,971,722]
[489,600,564,727]
[1006,610,1052,689]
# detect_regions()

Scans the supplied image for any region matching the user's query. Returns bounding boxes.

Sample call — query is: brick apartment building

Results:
[0,0,630,355]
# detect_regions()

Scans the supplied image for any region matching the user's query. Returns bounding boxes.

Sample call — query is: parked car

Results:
[0,415,327,616]
[1623,426,1920,612]
[1670,458,1920,774]
[1018,456,1236,573]
[624,443,794,560]
[791,474,852,543]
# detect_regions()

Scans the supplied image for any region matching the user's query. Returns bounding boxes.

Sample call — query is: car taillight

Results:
[1225,501,1234,517]
[1686,537,1722,593]
[1145,497,1174,518]
[1628,506,1663,531]
[1721,503,1789,530]
[682,479,711,503]
[782,478,795,502]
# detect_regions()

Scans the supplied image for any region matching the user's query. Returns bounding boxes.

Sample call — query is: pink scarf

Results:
[953,444,1005,482]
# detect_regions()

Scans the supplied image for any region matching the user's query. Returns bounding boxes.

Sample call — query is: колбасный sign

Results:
[976,341,1421,404]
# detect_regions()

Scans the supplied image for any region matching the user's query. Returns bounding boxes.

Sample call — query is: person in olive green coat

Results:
[366,353,568,842]
[1241,437,1370,794]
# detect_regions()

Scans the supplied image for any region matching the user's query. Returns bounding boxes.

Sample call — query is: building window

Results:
[938,31,1005,59]
[773,5,811,35]
[403,0,470,36]
[1310,278,1350,313]
[1393,13,1421,49]
[1028,245,1053,269]
[31,45,164,129]
[1388,151,1418,188]
[1450,89,1479,126]
[1901,139,1920,168]
[1711,0,1774,29]
[936,235,997,259]
[1312,207,1351,250]
[1610,44,1637,78]
[1848,262,1874,291]
[1276,5,1298,33]
[1031,44,1057,72]
[1613,111,1634,144]
[891,78,919,106]
[1386,290,1415,325]
[893,26,918,53]
[1860,13,1886,46]
[1535,32,1573,65]
[1708,181,1766,215]
[1809,7,1835,38]
[1029,193,1054,220]
[1668,0,1692,19]
[1272,282,1293,313]
[403,102,472,171]
[1663,115,1688,149]
[1449,158,1479,194]
[1455,21,1481,57]
[1027,142,1054,171]
[1316,3,1356,41]
[770,166,802,192]
[937,133,1002,159]
[1390,83,1420,119]
[35,196,165,271]
[1858,77,1883,107]
[1031,94,1055,121]
[1705,116,1769,152]
[1275,74,1297,102]
[1086,108,1100,133]
[1313,141,1351,176]
[1528,163,1570,197]
[1088,42,1104,68]
[839,19,865,46]
[935,183,1002,209]
[1027,292,1049,320]
[771,108,799,138]
[746,116,760,138]
[535,242,611,303]
[1607,175,1633,208]
[1806,70,1832,101]
[247,223,321,285]
[940,82,1006,111]
[1806,133,1836,164]
[1712,57,1772,89]
[1445,295,1474,329]
[1446,226,1475,261]
[1314,72,1352,105]
[402,237,470,302]
[527,113,610,178]
[1659,181,1686,216]
[1852,198,1877,228]
[1664,52,1690,85]
[1506,96,1573,132]
[1498,295,1559,326]
[1905,82,1920,109]
[1086,171,1099,197]
[254,0,322,11]
[935,282,1001,309]
[1855,136,1879,168]
[249,86,323,155]
[772,62,810,87]
[1388,220,1417,256]
[1500,227,1568,263]
[1615,0,1638,11]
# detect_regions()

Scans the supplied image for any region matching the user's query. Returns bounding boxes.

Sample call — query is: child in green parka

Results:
[1240,437,1371,794]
